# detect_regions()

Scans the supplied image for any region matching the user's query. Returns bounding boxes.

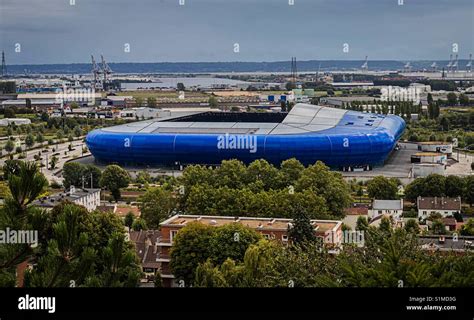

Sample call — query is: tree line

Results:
[0,162,141,287]
[169,215,474,287]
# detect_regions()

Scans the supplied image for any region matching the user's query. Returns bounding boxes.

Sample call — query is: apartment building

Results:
[157,214,343,287]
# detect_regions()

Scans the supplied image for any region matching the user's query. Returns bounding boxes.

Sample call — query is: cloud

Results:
[1,0,473,64]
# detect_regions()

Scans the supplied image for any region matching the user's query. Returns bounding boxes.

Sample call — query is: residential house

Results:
[369,199,404,220]
[417,196,461,219]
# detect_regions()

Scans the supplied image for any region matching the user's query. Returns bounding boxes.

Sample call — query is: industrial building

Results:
[86,103,405,169]
[412,163,446,178]
[411,152,447,165]
[417,141,453,156]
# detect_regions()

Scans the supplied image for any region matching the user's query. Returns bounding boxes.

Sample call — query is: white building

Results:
[417,196,462,219]
[369,199,404,220]
[417,142,453,156]
[412,163,445,178]
[411,152,448,165]
[119,107,161,119]
[34,186,101,212]
[0,118,31,126]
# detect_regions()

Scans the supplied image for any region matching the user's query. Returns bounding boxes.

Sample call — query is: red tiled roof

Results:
[417,197,461,211]
[345,206,369,216]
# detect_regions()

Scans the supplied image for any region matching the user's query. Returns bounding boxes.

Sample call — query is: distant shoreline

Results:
[3,60,471,75]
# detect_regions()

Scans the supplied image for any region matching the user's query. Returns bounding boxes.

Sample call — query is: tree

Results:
[74,126,82,137]
[431,220,446,235]
[40,112,49,122]
[209,223,262,265]
[169,222,215,286]
[25,134,35,150]
[460,219,474,236]
[366,176,398,200]
[23,203,142,287]
[100,165,130,201]
[404,219,420,234]
[445,175,464,198]
[147,97,157,108]
[464,176,474,205]
[295,161,352,217]
[440,117,450,131]
[279,158,305,187]
[82,165,102,189]
[62,162,85,188]
[35,134,44,144]
[139,188,175,229]
[356,216,369,232]
[2,159,21,180]
[208,96,218,108]
[288,206,317,244]
[131,218,147,231]
[4,107,15,118]
[458,94,470,106]
[446,92,457,106]
[0,162,48,286]
[427,93,433,105]
[4,140,14,154]
[379,216,392,234]
[405,175,446,200]
[124,212,135,229]
[134,97,143,107]
[50,155,58,170]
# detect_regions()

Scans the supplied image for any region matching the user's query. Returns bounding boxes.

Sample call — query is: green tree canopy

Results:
[100,165,130,201]
[139,187,176,229]
[366,176,398,200]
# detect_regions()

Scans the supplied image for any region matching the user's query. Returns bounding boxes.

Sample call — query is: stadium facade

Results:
[85,104,405,169]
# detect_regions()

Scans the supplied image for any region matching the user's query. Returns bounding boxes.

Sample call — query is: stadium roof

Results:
[100,104,389,135]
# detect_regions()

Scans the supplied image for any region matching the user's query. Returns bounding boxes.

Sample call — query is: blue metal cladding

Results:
[86,113,406,168]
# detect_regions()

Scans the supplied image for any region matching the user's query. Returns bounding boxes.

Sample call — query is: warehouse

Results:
[85,103,405,169]
[411,152,447,165]
[417,141,453,156]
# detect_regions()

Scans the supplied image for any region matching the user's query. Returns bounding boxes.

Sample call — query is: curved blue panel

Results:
[86,111,406,168]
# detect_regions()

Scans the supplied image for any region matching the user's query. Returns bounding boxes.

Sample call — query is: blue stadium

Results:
[85,104,405,169]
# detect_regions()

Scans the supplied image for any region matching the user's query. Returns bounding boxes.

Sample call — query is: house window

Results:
[262,234,270,239]
[170,230,178,242]
[282,235,288,242]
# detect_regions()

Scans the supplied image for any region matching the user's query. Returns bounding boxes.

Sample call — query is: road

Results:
[0,138,90,183]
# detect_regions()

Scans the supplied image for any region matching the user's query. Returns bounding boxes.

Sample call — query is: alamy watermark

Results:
[380,86,421,104]
[55,84,95,105]
[325,230,365,247]
[0,228,38,247]
[217,133,257,153]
